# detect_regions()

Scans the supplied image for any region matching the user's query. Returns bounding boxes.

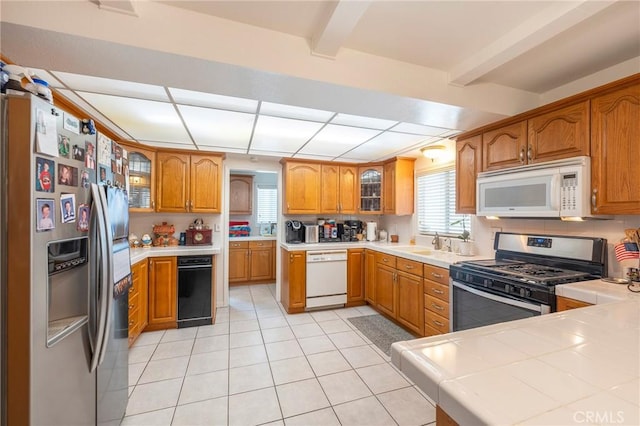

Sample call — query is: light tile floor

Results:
[122,284,436,426]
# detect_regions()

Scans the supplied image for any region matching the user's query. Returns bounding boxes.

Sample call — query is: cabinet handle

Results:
[129,304,135,309]
[190,200,194,209]
[150,260,153,266]
[527,145,533,161]
[519,148,525,163]
[151,200,155,210]
[383,258,388,262]
[185,201,189,211]
[433,320,444,327]
[129,320,134,326]
[431,272,443,279]
[591,189,597,210]
[405,265,414,269]
[129,287,135,293]
[432,288,444,295]
[431,302,444,311]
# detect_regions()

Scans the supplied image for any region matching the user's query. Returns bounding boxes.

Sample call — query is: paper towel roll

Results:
[366,222,377,241]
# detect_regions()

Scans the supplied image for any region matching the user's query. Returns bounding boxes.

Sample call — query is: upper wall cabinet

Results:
[455,135,482,214]
[230,174,253,215]
[482,121,527,171]
[527,101,590,163]
[383,158,415,216]
[359,166,383,214]
[321,164,358,214]
[282,160,321,214]
[590,83,640,214]
[126,145,156,212]
[157,152,222,213]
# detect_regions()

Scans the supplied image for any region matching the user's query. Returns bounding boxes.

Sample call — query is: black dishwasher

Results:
[177,256,213,328]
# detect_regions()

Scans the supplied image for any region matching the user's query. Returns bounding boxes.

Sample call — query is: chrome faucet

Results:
[432,232,442,250]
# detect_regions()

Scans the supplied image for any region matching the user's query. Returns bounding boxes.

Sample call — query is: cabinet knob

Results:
[190,200,194,209]
[185,201,189,211]
[129,304,135,309]
[129,320,134,326]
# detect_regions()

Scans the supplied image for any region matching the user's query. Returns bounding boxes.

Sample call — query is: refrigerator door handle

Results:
[96,185,116,367]
[89,184,110,372]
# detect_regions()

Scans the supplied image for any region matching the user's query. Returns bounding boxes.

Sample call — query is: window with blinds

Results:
[416,168,468,236]
[256,186,277,224]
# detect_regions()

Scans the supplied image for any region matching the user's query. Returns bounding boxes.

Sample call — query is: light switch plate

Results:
[214,223,221,232]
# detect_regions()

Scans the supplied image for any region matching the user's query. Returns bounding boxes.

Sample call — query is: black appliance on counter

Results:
[449,232,607,333]
[285,220,305,243]
[344,220,363,241]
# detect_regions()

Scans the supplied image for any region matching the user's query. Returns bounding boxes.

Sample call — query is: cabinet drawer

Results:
[128,291,140,314]
[424,323,443,337]
[229,241,249,249]
[424,279,449,303]
[128,304,140,325]
[423,264,449,285]
[425,294,449,318]
[397,258,423,277]
[129,281,140,298]
[424,311,449,334]
[249,240,274,249]
[375,252,397,268]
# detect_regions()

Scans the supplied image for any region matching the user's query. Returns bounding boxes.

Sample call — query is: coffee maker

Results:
[344,220,363,242]
[285,220,304,243]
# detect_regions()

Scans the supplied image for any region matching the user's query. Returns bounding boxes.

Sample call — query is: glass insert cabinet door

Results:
[359,166,382,213]
[127,148,156,212]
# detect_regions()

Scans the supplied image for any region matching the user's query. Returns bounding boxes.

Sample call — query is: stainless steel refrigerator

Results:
[1,92,131,425]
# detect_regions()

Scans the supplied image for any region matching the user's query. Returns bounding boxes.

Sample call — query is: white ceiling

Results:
[2,0,639,162]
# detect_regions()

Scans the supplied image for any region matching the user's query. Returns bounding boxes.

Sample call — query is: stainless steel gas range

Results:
[449,232,607,332]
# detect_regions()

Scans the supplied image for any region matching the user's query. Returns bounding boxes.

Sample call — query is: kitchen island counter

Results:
[391,281,640,425]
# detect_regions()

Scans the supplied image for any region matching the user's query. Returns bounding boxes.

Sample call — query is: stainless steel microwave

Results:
[476,156,609,220]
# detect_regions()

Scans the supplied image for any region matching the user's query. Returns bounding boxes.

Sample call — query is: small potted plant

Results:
[450,215,472,255]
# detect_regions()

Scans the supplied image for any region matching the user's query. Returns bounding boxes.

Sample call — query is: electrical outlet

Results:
[490,227,502,240]
[214,223,221,232]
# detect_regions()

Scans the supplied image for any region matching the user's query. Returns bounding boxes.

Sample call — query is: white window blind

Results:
[256,186,277,223]
[416,168,468,236]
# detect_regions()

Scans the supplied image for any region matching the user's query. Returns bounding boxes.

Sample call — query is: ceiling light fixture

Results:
[420,144,446,160]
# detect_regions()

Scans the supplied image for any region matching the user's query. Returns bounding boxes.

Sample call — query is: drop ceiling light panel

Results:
[169,87,258,113]
[178,105,254,149]
[341,132,427,161]
[391,122,454,136]
[52,71,169,101]
[331,113,398,130]
[260,102,334,122]
[299,124,381,157]
[80,92,191,143]
[251,116,324,153]
[57,89,131,140]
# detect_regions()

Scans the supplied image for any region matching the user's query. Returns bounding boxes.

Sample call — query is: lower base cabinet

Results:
[128,259,149,346]
[423,264,450,337]
[556,295,593,311]
[147,256,178,331]
[347,248,365,306]
[281,248,306,314]
[229,241,276,285]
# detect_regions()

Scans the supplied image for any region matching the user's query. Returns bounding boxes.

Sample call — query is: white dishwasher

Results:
[306,250,348,309]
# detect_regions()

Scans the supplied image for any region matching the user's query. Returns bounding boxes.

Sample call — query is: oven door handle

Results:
[452,280,550,314]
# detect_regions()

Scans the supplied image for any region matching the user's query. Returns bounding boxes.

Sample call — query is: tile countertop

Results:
[130,245,221,264]
[280,241,488,268]
[391,279,640,425]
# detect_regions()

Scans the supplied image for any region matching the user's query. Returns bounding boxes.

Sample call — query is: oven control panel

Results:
[527,237,552,248]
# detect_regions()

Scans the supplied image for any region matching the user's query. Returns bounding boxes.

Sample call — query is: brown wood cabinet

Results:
[556,295,593,311]
[156,152,222,213]
[423,264,450,337]
[229,174,253,215]
[229,241,250,284]
[347,248,365,306]
[591,83,640,214]
[396,257,424,335]
[321,164,358,214]
[375,263,396,318]
[455,135,482,214]
[229,240,275,284]
[527,101,590,163]
[147,256,177,330]
[364,249,376,305]
[482,120,528,171]
[281,248,306,314]
[124,144,156,212]
[359,166,383,214]
[128,259,149,346]
[383,158,415,215]
[282,160,321,214]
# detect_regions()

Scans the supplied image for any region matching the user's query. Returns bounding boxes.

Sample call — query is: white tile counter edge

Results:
[130,245,221,264]
[279,241,488,268]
